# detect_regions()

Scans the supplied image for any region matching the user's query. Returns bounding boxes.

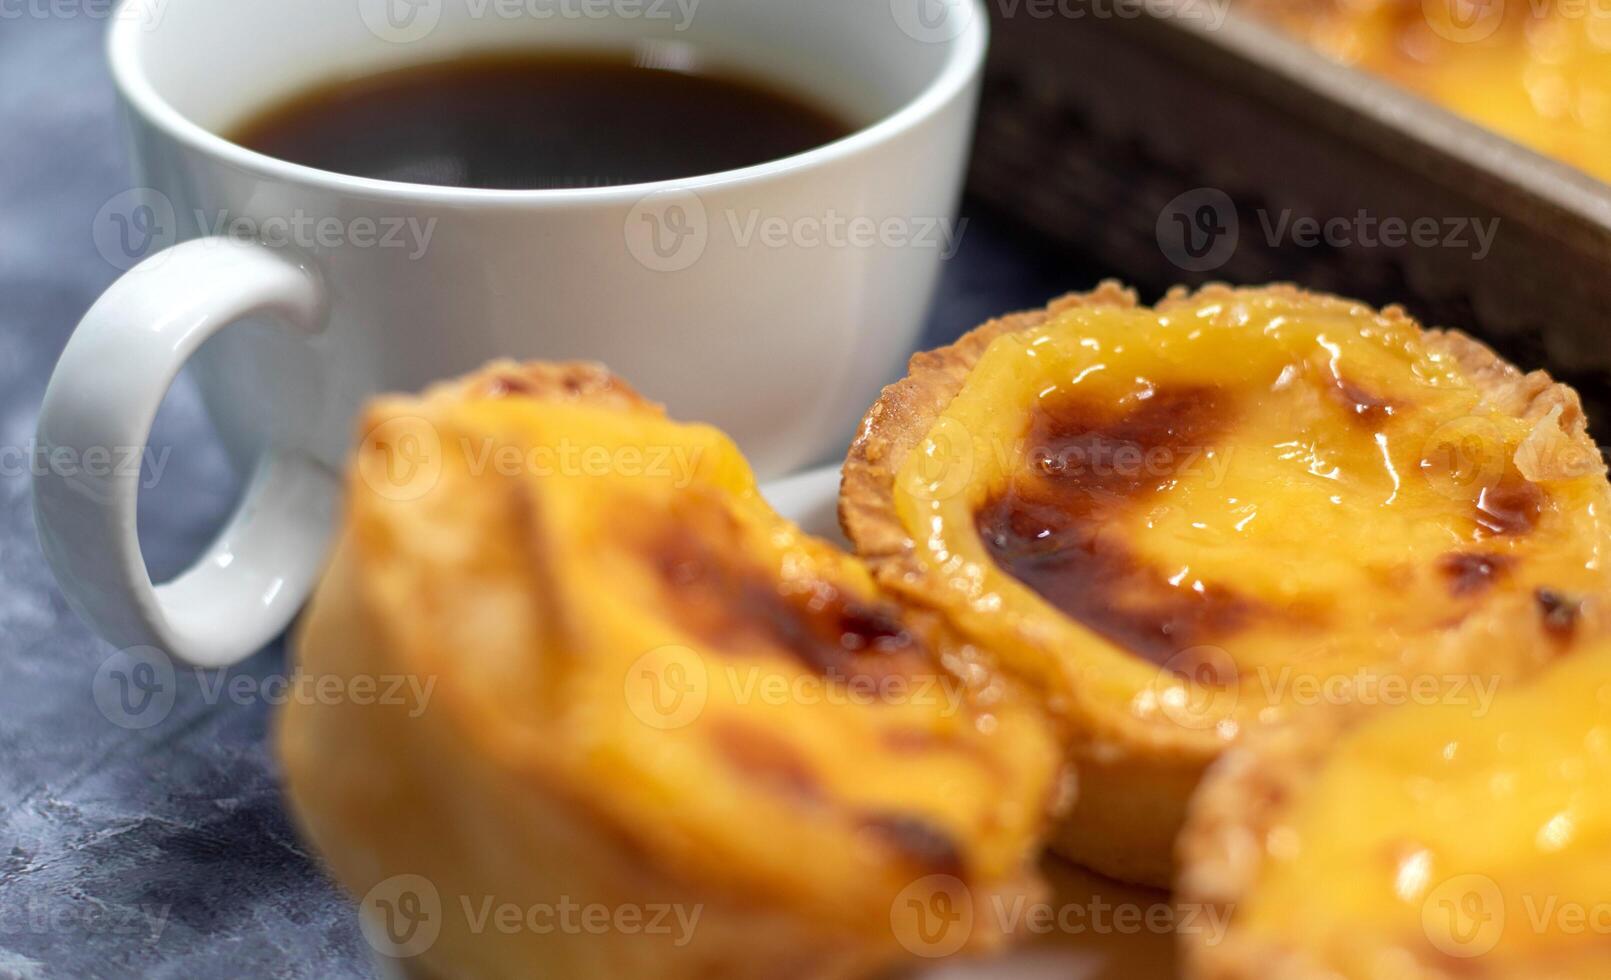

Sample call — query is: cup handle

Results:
[34,237,335,668]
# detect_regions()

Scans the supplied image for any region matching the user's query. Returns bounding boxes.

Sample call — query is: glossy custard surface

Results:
[1253,0,1611,183]
[1235,644,1611,976]
[349,369,1061,923]
[892,289,1611,739]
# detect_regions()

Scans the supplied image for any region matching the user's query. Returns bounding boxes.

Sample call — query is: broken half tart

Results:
[1180,635,1611,979]
[278,363,1065,980]
[842,283,1611,886]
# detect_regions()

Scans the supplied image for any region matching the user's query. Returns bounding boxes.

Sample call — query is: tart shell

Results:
[281,359,1064,979]
[840,282,1601,887]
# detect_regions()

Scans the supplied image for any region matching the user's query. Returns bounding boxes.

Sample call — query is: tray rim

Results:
[1011,3,1611,251]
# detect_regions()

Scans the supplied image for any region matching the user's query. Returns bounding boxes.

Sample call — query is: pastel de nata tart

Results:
[277,362,1068,980]
[1180,635,1611,979]
[1242,0,1611,183]
[842,283,1611,886]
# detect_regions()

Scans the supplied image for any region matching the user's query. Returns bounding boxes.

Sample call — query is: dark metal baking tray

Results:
[971,2,1611,425]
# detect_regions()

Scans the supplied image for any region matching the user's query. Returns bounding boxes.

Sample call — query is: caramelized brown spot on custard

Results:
[1535,588,1582,641]
[860,813,965,877]
[1330,377,1398,427]
[712,720,822,800]
[649,503,927,688]
[975,387,1254,673]
[1475,473,1545,537]
[1439,553,1514,596]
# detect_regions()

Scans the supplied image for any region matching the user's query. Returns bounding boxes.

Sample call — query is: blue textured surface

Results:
[0,14,1092,979]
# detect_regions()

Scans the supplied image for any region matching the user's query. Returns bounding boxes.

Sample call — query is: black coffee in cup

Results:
[231,51,854,190]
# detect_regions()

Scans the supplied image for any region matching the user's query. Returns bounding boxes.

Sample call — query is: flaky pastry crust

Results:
[1173,708,1351,980]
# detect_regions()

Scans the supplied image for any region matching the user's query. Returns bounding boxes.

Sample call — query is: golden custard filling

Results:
[891,289,1611,740]
[1249,0,1611,183]
[1231,642,1611,976]
[333,368,1061,936]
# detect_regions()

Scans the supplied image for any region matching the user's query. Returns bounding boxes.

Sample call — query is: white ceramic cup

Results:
[34,0,988,668]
